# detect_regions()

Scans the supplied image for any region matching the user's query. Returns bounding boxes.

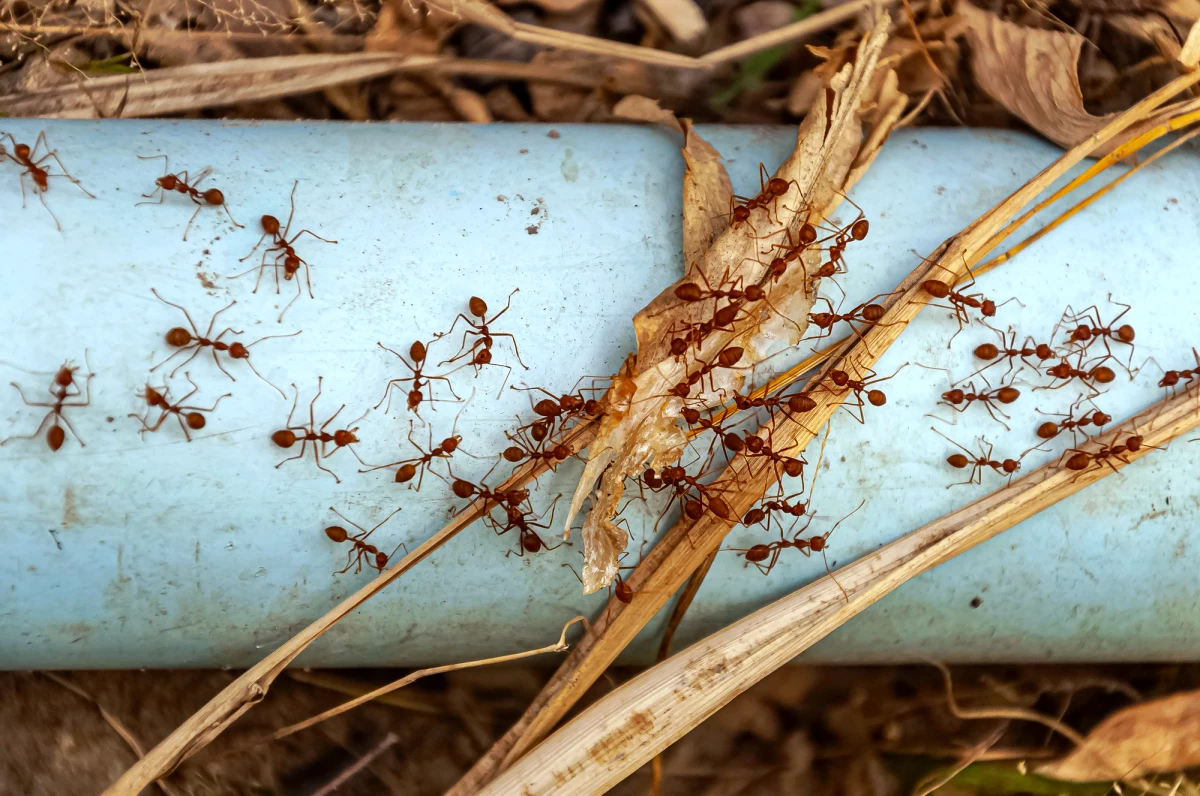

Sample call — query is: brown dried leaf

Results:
[568,14,892,593]
[1036,689,1200,781]
[960,2,1117,148]
[611,94,683,131]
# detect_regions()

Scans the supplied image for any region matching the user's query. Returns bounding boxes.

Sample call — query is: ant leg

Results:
[183,204,202,241]
[275,438,310,469]
[239,358,286,399]
[320,405,346,433]
[303,258,314,299]
[41,151,94,197]
[0,410,55,446]
[277,278,302,324]
[291,229,337,245]
[130,409,169,436]
[283,384,300,428]
[35,184,63,232]
[151,288,202,337]
[312,445,341,483]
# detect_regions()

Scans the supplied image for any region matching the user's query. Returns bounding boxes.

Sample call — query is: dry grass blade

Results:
[263,617,582,744]
[701,0,885,64]
[477,391,1200,794]
[286,670,446,715]
[510,22,705,69]
[0,53,434,118]
[449,65,1200,795]
[103,421,597,795]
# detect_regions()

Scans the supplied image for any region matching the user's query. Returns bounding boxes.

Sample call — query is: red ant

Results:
[0,354,93,451]
[936,377,1021,430]
[666,266,789,321]
[728,164,800,228]
[437,290,528,394]
[150,289,297,398]
[815,363,907,423]
[491,496,567,557]
[1,131,94,231]
[129,373,230,442]
[324,506,405,574]
[742,491,813,535]
[759,223,822,289]
[230,180,338,322]
[1153,349,1200,394]
[375,340,461,416]
[562,546,639,618]
[502,423,573,471]
[1037,353,1117,395]
[819,199,870,275]
[739,430,808,486]
[272,378,371,483]
[966,326,1057,382]
[361,413,474,489]
[667,346,745,399]
[451,476,531,512]
[640,465,736,528]
[1055,295,1136,373]
[916,259,1016,347]
[806,291,897,350]
[1062,432,1157,476]
[729,501,863,599]
[1034,398,1111,444]
[137,155,242,240]
[512,381,604,430]
[664,302,748,360]
[932,427,1034,488]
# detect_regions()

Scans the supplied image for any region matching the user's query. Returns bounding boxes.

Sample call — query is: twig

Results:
[311,732,399,796]
[264,617,582,744]
[912,725,1007,796]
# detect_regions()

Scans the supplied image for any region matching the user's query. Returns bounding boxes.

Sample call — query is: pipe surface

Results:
[0,120,1197,668]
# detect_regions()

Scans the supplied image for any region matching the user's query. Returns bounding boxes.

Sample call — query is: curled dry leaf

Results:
[567,14,892,593]
[958,3,1179,151]
[1036,689,1200,781]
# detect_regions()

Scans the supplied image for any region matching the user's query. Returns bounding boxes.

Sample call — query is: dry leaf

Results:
[637,0,708,45]
[960,2,1117,148]
[565,14,890,593]
[611,94,684,131]
[1181,19,1200,67]
[1037,689,1200,781]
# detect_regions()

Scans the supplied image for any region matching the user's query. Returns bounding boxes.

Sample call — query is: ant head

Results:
[534,398,559,418]
[809,312,834,328]
[157,174,178,190]
[808,535,826,552]
[166,327,193,348]
[681,406,700,424]
[1117,324,1135,343]
[55,365,77,387]
[503,446,525,463]
[409,340,426,363]
[744,434,765,453]
[674,282,703,302]
[670,383,691,399]
[851,218,869,241]
[469,296,488,318]
[395,463,418,483]
[261,215,281,234]
[47,425,65,451]
[1160,372,1180,387]
[1049,362,1071,378]
[334,429,357,446]
[767,176,791,196]
[552,444,571,460]
[1036,422,1059,440]
[722,432,745,452]
[283,255,300,276]
[407,389,423,410]
[981,299,997,317]
[947,453,969,468]
[1036,343,1055,359]
[1125,434,1145,452]
[789,394,816,413]
[324,525,348,543]
[1002,459,1020,474]
[974,343,999,360]
[798,224,817,245]
[202,188,225,206]
[374,551,389,569]
[784,458,805,478]
[670,337,688,357]
[185,412,206,430]
[684,500,704,520]
[1071,326,1092,342]
[922,280,950,299]
[830,370,850,387]
[1093,411,1112,425]
[228,342,248,359]
[997,386,1020,404]
[584,398,602,416]
[443,435,461,452]
[1092,366,1116,384]
[13,142,30,159]
[867,389,887,407]
[272,429,297,448]
[474,348,493,365]
[530,420,550,442]
[452,479,475,499]
[142,385,164,405]
[732,206,750,223]
[522,532,543,553]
